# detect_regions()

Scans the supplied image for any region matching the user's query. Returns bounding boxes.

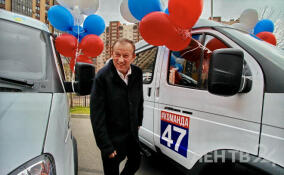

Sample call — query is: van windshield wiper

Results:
[0,76,34,87]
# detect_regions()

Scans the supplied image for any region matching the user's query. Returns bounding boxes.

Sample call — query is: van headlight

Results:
[10,154,56,175]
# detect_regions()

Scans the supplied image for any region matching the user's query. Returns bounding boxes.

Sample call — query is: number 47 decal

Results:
[161,124,187,152]
[160,111,190,157]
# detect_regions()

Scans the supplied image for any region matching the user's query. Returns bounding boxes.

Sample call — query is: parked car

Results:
[0,9,94,175]
[134,19,284,174]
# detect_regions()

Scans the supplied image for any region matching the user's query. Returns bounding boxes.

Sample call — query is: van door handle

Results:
[165,107,181,112]
[182,110,193,115]
[148,87,151,97]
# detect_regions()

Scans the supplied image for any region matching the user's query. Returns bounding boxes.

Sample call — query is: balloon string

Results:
[180,38,212,58]
[71,17,81,92]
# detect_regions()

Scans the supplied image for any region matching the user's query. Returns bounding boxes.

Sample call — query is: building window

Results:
[0,0,5,9]
[12,0,32,17]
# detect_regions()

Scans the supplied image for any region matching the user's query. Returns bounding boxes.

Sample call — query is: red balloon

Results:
[166,27,191,51]
[55,34,78,57]
[139,12,175,46]
[256,32,277,46]
[77,55,93,64]
[79,34,104,57]
[205,38,228,52]
[169,0,203,29]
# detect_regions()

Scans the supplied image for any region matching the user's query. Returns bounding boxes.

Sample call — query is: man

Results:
[90,38,144,175]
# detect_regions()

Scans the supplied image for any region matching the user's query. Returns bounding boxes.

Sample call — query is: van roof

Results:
[0,9,50,33]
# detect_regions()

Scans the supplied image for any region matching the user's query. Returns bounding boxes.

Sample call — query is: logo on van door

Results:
[160,111,190,158]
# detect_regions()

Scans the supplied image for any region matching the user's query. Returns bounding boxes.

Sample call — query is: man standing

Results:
[90,38,144,175]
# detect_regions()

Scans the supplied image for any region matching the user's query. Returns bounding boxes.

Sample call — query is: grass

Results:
[70,107,90,114]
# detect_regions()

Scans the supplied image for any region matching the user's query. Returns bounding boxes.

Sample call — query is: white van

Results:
[135,19,284,174]
[0,10,94,175]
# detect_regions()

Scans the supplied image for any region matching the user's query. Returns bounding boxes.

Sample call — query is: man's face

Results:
[112,42,136,75]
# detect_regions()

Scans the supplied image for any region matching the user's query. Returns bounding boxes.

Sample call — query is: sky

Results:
[95,0,284,25]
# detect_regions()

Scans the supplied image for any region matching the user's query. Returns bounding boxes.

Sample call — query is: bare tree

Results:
[258,6,284,48]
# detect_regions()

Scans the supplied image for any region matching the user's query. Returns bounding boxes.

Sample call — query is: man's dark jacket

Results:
[90,60,144,157]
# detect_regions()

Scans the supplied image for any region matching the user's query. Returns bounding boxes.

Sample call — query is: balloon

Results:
[77,55,93,64]
[254,19,274,35]
[83,14,105,36]
[68,29,87,42]
[47,5,74,31]
[55,34,78,57]
[164,8,169,15]
[172,51,181,57]
[250,33,261,40]
[139,12,174,46]
[240,9,258,29]
[175,63,183,72]
[71,25,85,37]
[166,27,191,51]
[170,56,176,65]
[57,0,99,15]
[168,0,203,29]
[256,32,277,46]
[79,34,104,57]
[128,0,163,21]
[120,0,139,23]
[205,38,228,52]
[231,23,251,33]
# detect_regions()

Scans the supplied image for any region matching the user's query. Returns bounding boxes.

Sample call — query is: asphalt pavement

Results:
[71,116,183,175]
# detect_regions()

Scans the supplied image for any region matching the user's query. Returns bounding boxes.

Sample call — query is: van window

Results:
[133,47,158,84]
[167,34,229,90]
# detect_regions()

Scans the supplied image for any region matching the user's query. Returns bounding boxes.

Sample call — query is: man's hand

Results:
[109,150,117,159]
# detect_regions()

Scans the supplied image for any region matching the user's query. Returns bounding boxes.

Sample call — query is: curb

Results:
[71,114,90,119]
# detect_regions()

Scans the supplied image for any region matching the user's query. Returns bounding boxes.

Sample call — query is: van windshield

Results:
[0,19,46,81]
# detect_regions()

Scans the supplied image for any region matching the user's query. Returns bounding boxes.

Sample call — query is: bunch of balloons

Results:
[232,9,276,46]
[253,19,276,46]
[47,0,105,71]
[120,0,203,51]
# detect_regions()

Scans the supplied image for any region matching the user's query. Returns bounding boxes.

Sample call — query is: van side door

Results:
[154,30,264,169]
[134,45,161,150]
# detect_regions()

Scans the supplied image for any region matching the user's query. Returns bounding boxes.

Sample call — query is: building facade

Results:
[95,21,142,71]
[0,0,56,32]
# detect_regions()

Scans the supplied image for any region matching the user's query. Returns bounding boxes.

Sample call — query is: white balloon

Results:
[56,0,99,15]
[160,0,169,10]
[240,9,258,29]
[120,0,139,23]
[231,23,251,33]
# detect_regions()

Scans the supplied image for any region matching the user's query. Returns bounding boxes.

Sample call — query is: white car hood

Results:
[0,93,52,174]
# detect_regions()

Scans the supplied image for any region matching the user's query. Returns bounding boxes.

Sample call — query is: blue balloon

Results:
[175,63,183,72]
[254,19,274,35]
[128,0,163,21]
[67,28,87,42]
[192,35,200,41]
[83,14,105,36]
[172,51,181,57]
[164,8,169,15]
[47,5,74,31]
[72,25,85,36]
[170,56,176,66]
[250,34,261,40]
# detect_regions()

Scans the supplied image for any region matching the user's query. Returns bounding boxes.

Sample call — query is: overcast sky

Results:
[96,0,284,25]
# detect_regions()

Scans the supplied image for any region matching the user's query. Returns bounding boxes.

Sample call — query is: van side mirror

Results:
[64,62,95,96]
[208,48,244,96]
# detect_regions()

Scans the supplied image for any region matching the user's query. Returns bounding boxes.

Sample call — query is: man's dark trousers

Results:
[101,135,141,175]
